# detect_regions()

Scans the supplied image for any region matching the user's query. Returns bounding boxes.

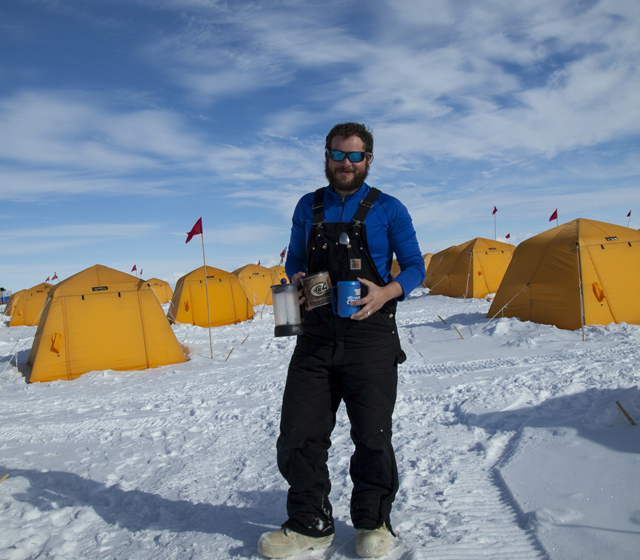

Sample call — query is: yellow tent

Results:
[3,289,24,317]
[27,265,186,383]
[487,219,640,330]
[424,245,458,288]
[268,265,288,284]
[421,253,433,288]
[8,283,53,327]
[426,238,515,299]
[390,258,401,278]
[168,266,255,327]
[390,254,432,288]
[233,263,280,305]
[146,278,173,304]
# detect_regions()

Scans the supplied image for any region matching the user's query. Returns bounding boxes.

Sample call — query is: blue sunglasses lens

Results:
[327,150,367,163]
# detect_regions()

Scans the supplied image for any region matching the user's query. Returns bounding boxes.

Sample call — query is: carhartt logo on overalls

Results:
[350,259,362,270]
[310,281,329,296]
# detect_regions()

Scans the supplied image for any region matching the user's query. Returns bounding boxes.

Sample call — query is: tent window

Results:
[605,236,617,241]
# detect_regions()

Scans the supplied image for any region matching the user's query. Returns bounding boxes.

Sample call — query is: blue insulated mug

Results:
[332,281,361,317]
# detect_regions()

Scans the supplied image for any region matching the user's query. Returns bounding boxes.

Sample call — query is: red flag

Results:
[52,273,58,280]
[46,277,50,282]
[186,218,203,243]
[549,209,558,222]
[505,233,510,239]
[257,260,260,266]
[492,206,497,215]
[140,269,143,276]
[627,210,632,217]
[280,247,287,260]
[131,265,137,272]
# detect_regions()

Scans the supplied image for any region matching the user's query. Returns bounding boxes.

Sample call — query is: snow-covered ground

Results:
[1,289,638,560]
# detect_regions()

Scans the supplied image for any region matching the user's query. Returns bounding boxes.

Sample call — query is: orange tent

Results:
[27,265,186,383]
[268,265,288,284]
[168,266,254,327]
[427,238,514,299]
[420,253,433,288]
[488,219,640,330]
[233,263,282,305]
[8,283,53,327]
[146,278,173,304]
[3,289,23,317]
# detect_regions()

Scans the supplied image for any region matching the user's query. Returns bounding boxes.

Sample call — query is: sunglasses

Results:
[325,149,372,163]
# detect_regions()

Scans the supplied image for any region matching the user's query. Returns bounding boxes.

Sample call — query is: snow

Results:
[1,290,639,560]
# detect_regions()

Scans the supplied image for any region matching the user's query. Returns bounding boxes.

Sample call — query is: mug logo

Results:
[310,281,329,296]
[350,259,361,270]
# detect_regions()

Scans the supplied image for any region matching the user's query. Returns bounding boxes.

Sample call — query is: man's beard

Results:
[325,160,369,193]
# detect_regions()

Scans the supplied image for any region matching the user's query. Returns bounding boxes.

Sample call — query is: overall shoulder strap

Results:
[312,187,325,226]
[352,187,381,225]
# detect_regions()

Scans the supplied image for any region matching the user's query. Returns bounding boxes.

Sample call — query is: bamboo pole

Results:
[616,401,637,426]
[463,251,473,303]
[576,243,586,342]
[200,235,214,360]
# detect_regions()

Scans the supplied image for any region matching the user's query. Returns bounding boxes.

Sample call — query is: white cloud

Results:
[0,92,207,173]
[2,223,160,239]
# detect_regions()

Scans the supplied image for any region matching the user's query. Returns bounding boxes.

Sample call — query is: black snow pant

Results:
[276,306,402,538]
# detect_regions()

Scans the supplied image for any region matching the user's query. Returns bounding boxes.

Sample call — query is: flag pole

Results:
[628,211,632,228]
[200,233,214,360]
[492,207,497,240]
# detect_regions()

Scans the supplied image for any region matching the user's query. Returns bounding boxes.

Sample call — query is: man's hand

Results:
[291,271,307,306]
[350,278,404,321]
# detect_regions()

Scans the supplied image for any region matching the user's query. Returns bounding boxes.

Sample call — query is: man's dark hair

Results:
[325,122,373,153]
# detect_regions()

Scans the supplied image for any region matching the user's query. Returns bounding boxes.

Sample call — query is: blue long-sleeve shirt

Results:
[285,183,425,300]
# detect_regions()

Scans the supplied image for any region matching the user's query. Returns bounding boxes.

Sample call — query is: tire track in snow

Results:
[390,420,545,559]
[399,343,638,381]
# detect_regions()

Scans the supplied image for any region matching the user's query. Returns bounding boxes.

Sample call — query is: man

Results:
[258,123,425,559]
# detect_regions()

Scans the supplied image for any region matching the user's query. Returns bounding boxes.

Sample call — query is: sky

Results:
[1,0,640,291]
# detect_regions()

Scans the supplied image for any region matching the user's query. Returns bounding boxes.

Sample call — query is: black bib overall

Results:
[277,187,405,538]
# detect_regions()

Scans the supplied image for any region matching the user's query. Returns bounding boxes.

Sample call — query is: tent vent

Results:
[118,292,121,297]
[601,245,605,249]
[92,286,108,291]
[629,242,633,247]
[605,236,618,241]
[81,295,84,300]
[488,247,497,251]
